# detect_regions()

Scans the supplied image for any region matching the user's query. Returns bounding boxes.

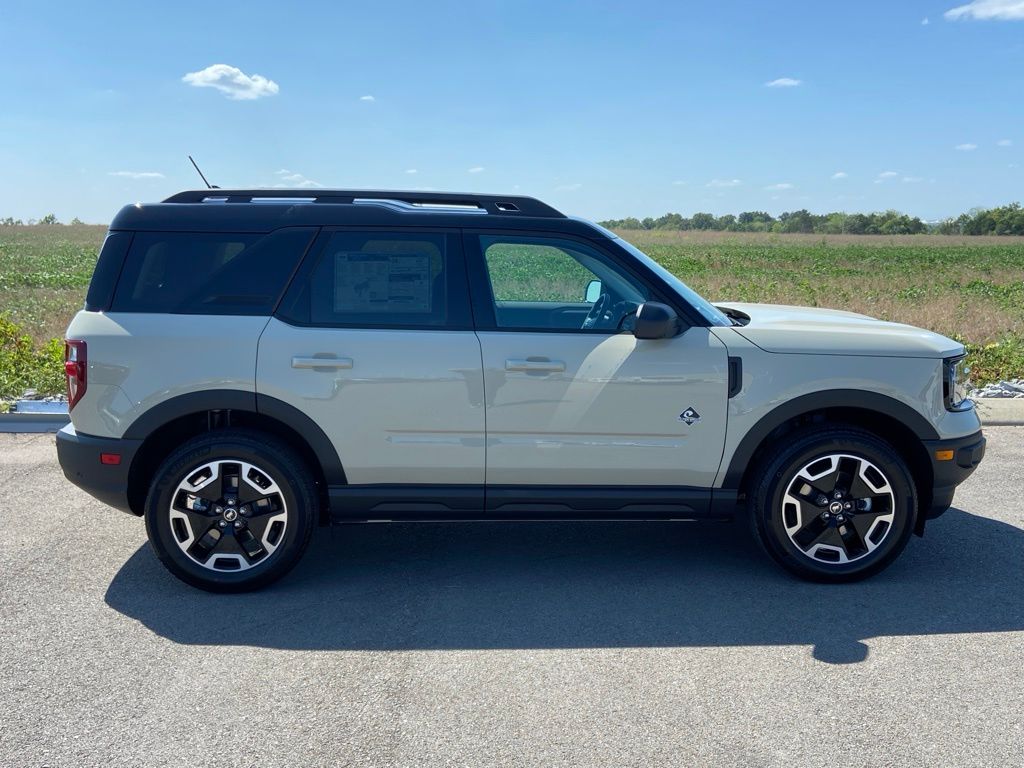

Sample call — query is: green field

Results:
[1,224,1023,399]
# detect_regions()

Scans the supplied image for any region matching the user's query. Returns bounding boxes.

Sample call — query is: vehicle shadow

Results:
[104,509,1024,664]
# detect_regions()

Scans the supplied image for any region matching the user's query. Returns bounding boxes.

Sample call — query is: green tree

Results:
[691,212,715,230]
[778,209,815,234]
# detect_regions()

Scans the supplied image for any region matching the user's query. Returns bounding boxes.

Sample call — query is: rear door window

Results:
[110,228,316,315]
[277,230,472,329]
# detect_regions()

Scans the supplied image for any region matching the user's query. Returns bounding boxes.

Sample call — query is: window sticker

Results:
[334,253,432,313]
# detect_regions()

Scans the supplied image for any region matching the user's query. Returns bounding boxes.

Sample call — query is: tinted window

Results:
[85,231,132,311]
[479,235,649,332]
[111,228,316,314]
[279,231,471,328]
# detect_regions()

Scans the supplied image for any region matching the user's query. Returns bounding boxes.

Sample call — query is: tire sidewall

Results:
[145,433,314,592]
[755,431,917,581]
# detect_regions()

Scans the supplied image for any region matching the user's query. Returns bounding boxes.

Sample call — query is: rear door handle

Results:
[291,356,354,370]
[505,358,566,373]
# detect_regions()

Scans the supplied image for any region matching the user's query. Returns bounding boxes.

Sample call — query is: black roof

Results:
[110,189,607,237]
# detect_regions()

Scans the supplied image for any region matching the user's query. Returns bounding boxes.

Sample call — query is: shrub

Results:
[964,336,1024,387]
[0,315,65,399]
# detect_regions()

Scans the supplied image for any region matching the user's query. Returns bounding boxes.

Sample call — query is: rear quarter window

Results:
[85,231,133,311]
[110,228,316,315]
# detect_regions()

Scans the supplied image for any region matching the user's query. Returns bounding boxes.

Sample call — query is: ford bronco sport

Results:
[57,190,986,591]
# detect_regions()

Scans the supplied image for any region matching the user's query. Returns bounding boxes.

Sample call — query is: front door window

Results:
[479,235,650,332]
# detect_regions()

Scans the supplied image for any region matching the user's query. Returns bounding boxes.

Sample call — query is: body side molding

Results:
[329,484,738,522]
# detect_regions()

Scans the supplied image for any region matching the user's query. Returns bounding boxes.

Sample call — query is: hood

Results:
[715,302,964,359]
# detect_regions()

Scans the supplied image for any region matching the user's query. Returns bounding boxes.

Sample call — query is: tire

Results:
[144,429,317,592]
[749,426,917,583]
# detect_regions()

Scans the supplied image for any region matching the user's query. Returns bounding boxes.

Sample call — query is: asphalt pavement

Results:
[1,429,1022,767]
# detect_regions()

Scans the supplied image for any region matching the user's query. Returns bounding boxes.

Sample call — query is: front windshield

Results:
[614,237,732,327]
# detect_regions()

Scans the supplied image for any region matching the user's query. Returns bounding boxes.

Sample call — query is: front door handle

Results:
[505,358,566,373]
[291,356,354,370]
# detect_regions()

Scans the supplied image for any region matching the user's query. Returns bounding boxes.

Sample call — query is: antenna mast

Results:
[188,155,216,189]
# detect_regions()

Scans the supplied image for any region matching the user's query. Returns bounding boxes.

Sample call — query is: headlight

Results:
[944,355,972,412]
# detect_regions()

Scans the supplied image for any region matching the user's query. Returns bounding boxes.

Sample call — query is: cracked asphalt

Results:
[1,429,1022,767]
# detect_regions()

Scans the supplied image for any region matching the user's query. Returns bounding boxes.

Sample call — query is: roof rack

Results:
[161,189,565,218]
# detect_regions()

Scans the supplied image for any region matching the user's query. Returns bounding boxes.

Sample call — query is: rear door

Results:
[258,228,485,499]
[465,231,729,490]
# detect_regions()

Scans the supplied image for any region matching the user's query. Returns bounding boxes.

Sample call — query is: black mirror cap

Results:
[633,301,680,339]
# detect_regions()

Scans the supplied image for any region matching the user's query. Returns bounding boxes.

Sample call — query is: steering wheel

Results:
[581,292,610,330]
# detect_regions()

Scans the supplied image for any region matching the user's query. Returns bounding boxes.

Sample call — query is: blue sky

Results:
[1,0,1021,223]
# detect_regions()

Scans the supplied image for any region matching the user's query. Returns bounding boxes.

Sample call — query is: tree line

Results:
[4,202,1024,235]
[599,203,1024,236]
[1,214,85,226]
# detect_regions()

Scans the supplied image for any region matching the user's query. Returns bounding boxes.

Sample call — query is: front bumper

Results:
[56,423,141,515]
[921,429,986,521]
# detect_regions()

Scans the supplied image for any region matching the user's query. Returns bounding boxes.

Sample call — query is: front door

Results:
[466,232,729,490]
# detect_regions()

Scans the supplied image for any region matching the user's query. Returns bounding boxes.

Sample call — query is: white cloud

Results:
[922,16,931,24]
[555,183,582,192]
[707,178,742,188]
[359,95,376,102]
[765,77,802,88]
[955,143,978,151]
[467,166,485,173]
[945,1,1024,21]
[764,183,794,190]
[273,169,322,188]
[874,171,900,184]
[902,176,924,183]
[831,171,848,179]
[182,64,279,100]
[997,138,1013,146]
[108,171,164,179]
[405,168,418,174]
[671,180,687,186]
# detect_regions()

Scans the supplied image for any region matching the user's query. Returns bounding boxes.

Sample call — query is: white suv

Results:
[57,190,986,591]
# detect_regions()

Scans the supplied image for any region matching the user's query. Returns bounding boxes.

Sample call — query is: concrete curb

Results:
[974,398,1024,426]
[0,412,70,433]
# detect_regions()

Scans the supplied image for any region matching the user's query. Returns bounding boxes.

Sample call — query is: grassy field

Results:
[1,224,1022,398]
[625,230,1024,345]
[0,224,105,343]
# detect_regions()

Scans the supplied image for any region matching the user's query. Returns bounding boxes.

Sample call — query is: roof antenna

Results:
[188,155,218,189]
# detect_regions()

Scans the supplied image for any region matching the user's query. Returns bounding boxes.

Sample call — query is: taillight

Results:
[64,340,87,411]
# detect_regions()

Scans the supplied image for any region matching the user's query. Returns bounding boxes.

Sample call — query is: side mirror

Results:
[633,302,680,340]
[584,279,603,303]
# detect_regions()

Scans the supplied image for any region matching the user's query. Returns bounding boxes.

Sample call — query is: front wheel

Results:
[750,427,917,582]
[144,430,316,592]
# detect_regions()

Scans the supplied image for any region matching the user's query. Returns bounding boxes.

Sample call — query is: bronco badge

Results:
[678,407,701,426]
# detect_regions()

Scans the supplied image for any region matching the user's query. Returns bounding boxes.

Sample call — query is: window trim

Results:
[274,226,475,331]
[461,229,694,334]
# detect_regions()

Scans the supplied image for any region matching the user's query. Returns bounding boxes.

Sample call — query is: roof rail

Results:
[161,189,565,218]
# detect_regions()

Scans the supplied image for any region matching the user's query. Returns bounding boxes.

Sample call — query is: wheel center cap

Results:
[223,508,238,522]
[828,501,844,515]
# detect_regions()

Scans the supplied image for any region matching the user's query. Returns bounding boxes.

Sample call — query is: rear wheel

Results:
[144,430,316,592]
[750,426,917,582]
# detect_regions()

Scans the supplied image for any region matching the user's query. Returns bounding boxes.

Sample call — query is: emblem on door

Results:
[678,407,701,426]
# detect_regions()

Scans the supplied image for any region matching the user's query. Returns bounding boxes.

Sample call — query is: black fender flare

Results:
[122,389,346,485]
[721,389,939,488]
